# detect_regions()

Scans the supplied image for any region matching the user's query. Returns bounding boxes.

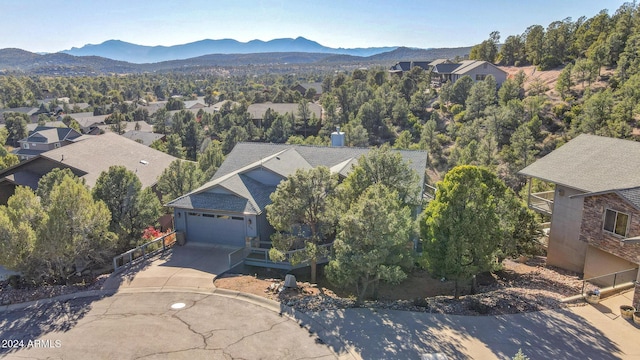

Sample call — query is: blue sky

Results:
[1,0,629,53]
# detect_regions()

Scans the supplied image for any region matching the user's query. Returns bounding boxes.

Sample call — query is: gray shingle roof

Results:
[169,142,428,214]
[619,187,640,209]
[23,127,81,143]
[168,192,254,213]
[121,130,165,146]
[519,134,640,192]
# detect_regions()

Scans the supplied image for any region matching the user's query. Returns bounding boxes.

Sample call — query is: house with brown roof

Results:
[520,134,640,307]
[0,132,180,204]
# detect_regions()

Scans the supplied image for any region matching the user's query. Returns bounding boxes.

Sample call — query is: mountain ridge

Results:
[61,37,399,63]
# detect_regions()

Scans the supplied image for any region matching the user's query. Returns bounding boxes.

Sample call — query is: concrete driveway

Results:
[0,292,339,360]
[103,243,237,292]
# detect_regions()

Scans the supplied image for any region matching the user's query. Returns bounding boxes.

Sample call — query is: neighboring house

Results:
[121,130,166,146]
[389,61,431,76]
[183,99,206,109]
[14,126,83,161]
[67,112,109,134]
[246,102,322,123]
[431,60,507,86]
[292,83,323,100]
[0,107,39,123]
[520,134,640,307]
[0,132,179,204]
[167,141,428,269]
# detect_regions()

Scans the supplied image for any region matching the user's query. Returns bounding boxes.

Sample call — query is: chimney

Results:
[331,126,345,147]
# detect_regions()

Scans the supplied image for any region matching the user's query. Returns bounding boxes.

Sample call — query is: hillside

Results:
[0,46,471,76]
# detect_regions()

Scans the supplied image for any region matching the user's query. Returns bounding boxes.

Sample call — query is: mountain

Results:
[61,37,398,64]
[0,46,472,76]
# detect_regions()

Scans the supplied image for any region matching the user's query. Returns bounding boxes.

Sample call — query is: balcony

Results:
[529,190,554,216]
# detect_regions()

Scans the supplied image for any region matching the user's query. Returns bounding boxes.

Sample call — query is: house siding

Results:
[547,185,588,273]
[579,193,640,264]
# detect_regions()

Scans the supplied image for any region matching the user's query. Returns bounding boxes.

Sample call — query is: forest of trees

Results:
[1,2,640,292]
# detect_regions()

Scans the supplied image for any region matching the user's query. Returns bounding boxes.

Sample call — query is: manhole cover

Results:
[171,302,186,310]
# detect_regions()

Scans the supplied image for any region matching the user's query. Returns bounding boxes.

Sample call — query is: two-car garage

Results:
[184,211,246,247]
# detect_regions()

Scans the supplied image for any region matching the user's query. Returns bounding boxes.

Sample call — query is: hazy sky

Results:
[1,0,629,53]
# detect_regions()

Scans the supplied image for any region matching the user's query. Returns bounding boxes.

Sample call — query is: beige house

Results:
[520,134,640,307]
[431,60,508,86]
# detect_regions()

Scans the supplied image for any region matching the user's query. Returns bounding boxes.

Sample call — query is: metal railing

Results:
[581,267,638,295]
[228,247,246,269]
[246,243,333,266]
[112,231,177,273]
[529,190,554,216]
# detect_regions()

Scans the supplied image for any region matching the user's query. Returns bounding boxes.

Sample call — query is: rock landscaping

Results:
[214,256,587,316]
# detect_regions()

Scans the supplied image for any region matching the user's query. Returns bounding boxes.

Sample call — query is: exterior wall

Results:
[547,185,587,273]
[579,193,640,264]
[452,65,507,85]
[245,214,257,238]
[174,209,187,233]
[634,283,640,309]
[583,246,637,285]
[256,211,274,243]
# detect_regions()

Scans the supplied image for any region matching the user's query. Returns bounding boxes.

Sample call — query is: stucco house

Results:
[431,60,508,86]
[520,134,640,307]
[14,126,84,161]
[167,141,428,268]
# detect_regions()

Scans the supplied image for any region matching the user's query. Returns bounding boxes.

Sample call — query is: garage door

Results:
[185,212,245,247]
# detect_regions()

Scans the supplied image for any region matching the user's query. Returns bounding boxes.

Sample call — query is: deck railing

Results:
[246,243,333,268]
[529,190,555,216]
[112,231,176,273]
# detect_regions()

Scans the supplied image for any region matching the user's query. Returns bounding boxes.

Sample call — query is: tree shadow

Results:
[0,295,101,356]
[297,306,624,359]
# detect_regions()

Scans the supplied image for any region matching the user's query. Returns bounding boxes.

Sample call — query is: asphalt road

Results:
[0,291,338,360]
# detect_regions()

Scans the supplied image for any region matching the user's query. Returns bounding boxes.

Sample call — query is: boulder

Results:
[284,274,297,288]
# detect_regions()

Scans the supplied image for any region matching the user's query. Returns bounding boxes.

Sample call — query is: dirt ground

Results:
[214,256,586,315]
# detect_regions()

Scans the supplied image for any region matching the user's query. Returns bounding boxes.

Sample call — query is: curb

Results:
[0,289,115,314]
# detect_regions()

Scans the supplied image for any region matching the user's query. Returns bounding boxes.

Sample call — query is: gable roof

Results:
[452,60,507,76]
[21,127,82,144]
[432,63,461,74]
[168,142,428,214]
[519,134,640,192]
[38,132,179,188]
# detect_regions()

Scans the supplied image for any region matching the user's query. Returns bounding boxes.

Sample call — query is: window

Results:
[54,143,61,148]
[604,209,629,237]
[23,143,29,149]
[476,74,486,81]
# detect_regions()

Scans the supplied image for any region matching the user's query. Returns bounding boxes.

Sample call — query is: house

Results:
[66,112,109,134]
[431,60,507,86]
[246,102,322,123]
[389,61,431,76]
[167,141,428,268]
[292,83,323,100]
[0,132,179,204]
[14,126,84,161]
[520,134,640,307]
[0,107,39,123]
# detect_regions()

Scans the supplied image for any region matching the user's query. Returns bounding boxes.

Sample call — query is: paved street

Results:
[0,292,339,360]
[2,244,639,359]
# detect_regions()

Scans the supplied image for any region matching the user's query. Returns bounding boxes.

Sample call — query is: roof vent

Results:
[140,160,149,165]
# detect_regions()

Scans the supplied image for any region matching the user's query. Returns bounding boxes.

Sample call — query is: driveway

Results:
[103,243,237,292]
[0,292,339,360]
